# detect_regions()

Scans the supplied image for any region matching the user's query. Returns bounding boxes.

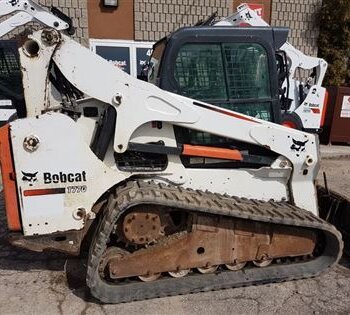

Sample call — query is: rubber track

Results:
[86,180,343,303]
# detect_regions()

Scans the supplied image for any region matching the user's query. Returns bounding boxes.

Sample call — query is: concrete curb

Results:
[320,145,350,160]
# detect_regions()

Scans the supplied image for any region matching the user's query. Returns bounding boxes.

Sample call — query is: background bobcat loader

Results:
[0,0,74,125]
[0,1,348,305]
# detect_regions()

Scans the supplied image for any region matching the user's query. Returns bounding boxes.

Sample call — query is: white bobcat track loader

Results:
[0,24,347,304]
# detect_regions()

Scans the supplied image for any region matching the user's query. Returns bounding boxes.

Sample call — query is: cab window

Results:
[174,42,272,121]
[148,39,166,85]
[173,42,273,160]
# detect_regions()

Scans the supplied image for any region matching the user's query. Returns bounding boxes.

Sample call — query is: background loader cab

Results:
[0,40,24,124]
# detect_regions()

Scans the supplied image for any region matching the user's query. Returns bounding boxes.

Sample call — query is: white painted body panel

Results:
[185,168,289,201]
[294,86,326,129]
[10,113,125,235]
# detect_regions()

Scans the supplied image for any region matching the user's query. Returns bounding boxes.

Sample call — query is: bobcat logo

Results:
[245,12,253,20]
[290,139,309,157]
[22,171,38,186]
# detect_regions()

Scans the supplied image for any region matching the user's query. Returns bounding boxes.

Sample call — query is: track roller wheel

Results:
[253,258,273,267]
[197,265,218,274]
[168,269,190,278]
[225,261,246,271]
[138,273,161,282]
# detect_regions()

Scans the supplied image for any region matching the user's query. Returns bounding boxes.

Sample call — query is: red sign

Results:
[247,3,264,19]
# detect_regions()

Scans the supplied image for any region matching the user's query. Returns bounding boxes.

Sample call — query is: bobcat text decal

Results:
[21,171,87,185]
[22,171,87,196]
[43,171,87,184]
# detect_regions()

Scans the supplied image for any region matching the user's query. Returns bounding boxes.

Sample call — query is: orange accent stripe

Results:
[23,188,65,197]
[320,90,329,127]
[0,125,21,231]
[183,144,243,161]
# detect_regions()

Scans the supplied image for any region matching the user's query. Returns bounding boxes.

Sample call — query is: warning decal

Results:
[340,95,350,118]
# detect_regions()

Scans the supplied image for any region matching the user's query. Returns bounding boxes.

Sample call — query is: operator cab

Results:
[141,26,290,124]
[139,26,289,168]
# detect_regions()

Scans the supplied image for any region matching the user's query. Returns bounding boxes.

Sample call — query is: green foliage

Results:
[317,0,350,86]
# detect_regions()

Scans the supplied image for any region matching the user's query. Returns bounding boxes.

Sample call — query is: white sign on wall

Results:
[90,39,154,77]
[340,95,350,118]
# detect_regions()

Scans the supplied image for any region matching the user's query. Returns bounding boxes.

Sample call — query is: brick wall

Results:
[271,0,322,57]
[134,0,321,57]
[134,0,232,41]
[2,0,89,46]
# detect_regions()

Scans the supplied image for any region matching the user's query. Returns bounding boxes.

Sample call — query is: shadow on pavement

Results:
[0,196,98,303]
[339,255,350,270]
[65,256,101,304]
[0,202,68,272]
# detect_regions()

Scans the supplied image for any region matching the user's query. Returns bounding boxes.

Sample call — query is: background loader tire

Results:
[281,112,303,130]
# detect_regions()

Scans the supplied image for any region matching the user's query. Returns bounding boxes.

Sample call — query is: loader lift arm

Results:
[0,0,74,37]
